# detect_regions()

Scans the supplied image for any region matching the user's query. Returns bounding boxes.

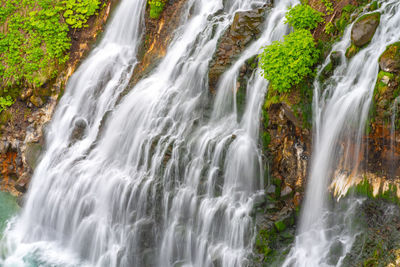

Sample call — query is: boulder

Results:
[379,42,400,73]
[71,118,88,141]
[351,13,380,47]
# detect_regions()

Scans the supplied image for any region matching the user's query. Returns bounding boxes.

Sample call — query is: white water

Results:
[0,0,297,266]
[284,1,400,266]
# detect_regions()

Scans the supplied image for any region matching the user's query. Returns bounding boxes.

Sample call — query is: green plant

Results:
[285,4,324,30]
[321,0,334,15]
[259,29,320,93]
[336,4,357,33]
[0,0,102,91]
[0,96,14,113]
[148,0,166,19]
[61,0,101,28]
[324,21,335,34]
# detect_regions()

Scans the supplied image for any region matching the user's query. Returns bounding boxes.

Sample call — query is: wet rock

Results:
[20,88,33,101]
[266,184,276,195]
[280,185,293,198]
[0,140,10,154]
[15,173,30,193]
[25,142,43,170]
[330,51,342,67]
[29,95,44,107]
[351,12,380,47]
[230,9,264,40]
[208,8,267,92]
[379,42,400,73]
[71,118,88,141]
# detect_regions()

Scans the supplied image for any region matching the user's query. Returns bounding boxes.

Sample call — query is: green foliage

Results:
[285,4,324,30]
[61,0,101,28]
[324,21,335,34]
[0,0,101,90]
[0,96,14,113]
[321,0,334,15]
[336,4,357,33]
[148,0,166,19]
[259,29,320,93]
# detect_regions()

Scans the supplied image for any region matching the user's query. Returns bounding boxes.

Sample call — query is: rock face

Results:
[379,42,400,73]
[208,7,268,92]
[351,12,380,47]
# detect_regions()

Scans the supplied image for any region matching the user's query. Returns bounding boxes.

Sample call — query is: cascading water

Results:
[1,0,297,266]
[284,1,400,266]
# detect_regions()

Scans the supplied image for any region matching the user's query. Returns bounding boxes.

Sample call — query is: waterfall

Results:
[1,0,297,266]
[284,1,400,266]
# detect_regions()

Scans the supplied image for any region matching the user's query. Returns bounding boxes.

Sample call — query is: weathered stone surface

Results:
[71,118,88,141]
[25,142,42,170]
[351,12,380,47]
[29,95,44,107]
[208,7,268,92]
[379,42,400,73]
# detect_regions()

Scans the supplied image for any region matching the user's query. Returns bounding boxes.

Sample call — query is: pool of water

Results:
[0,191,19,236]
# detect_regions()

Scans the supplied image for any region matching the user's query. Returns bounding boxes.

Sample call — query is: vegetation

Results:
[285,4,324,30]
[259,29,320,93]
[0,0,102,110]
[148,0,166,19]
[321,0,334,15]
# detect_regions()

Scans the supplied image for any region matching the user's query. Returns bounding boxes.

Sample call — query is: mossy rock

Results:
[379,42,400,73]
[345,43,360,58]
[351,12,381,47]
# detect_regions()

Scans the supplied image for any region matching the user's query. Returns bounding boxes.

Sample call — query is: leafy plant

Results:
[321,0,334,15]
[148,0,166,19]
[259,29,320,93]
[0,96,15,113]
[285,4,324,30]
[324,21,335,34]
[61,0,101,29]
[0,0,103,112]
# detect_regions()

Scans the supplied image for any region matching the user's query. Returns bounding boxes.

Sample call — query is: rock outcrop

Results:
[351,12,380,47]
[379,42,400,73]
[208,6,269,93]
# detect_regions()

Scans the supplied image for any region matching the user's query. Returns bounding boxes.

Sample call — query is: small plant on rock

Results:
[148,0,166,19]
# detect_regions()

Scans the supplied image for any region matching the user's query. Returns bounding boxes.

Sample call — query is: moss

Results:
[336,4,357,33]
[355,12,381,25]
[274,221,287,232]
[369,1,379,11]
[346,43,360,58]
[346,178,400,206]
[0,110,12,125]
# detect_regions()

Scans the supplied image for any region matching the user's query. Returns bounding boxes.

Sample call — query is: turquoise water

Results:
[0,191,19,236]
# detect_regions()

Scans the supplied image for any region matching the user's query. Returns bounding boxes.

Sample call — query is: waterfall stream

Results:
[284,1,400,266]
[1,0,297,266]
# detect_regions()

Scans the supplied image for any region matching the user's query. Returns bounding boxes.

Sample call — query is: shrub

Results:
[258,29,320,93]
[285,4,324,30]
